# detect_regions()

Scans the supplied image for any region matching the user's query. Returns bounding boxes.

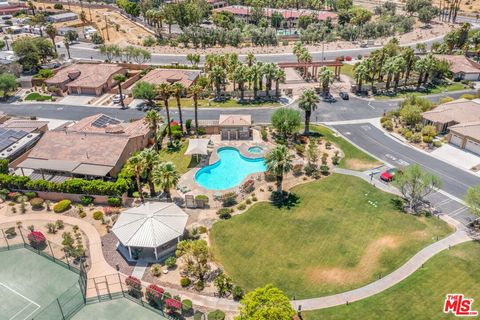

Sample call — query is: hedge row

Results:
[0,174,131,197]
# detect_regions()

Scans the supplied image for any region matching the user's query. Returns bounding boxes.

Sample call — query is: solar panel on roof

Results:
[0,129,28,152]
[92,115,121,128]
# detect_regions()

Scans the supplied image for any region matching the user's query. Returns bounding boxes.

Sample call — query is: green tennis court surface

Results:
[0,249,79,320]
[72,299,168,320]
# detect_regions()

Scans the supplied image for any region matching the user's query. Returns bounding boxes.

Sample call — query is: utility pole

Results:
[105,16,110,41]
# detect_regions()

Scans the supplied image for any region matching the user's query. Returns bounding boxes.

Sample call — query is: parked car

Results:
[112,94,127,104]
[339,91,349,100]
[380,168,399,182]
[323,93,337,103]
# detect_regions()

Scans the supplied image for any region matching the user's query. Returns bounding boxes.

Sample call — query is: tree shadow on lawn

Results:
[270,191,300,209]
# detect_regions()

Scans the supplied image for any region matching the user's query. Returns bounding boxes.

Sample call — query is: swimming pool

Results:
[248,146,264,154]
[195,147,266,190]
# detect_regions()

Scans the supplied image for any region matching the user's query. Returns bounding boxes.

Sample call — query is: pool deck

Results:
[178,132,273,204]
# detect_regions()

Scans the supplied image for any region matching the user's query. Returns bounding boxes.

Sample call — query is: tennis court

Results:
[0,248,80,320]
[72,298,168,320]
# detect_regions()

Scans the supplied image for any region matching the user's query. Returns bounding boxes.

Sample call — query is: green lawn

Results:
[24,92,52,101]
[304,241,479,320]
[210,174,452,299]
[328,64,355,79]
[309,125,382,170]
[167,98,281,108]
[374,83,469,100]
[158,142,198,174]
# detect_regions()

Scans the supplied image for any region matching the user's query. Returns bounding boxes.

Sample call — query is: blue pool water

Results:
[195,147,266,190]
[248,146,264,154]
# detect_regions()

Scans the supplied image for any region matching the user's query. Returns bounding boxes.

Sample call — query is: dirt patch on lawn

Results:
[343,159,382,171]
[307,235,402,285]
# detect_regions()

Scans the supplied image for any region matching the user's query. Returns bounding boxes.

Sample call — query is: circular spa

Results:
[195,147,266,190]
[247,146,264,154]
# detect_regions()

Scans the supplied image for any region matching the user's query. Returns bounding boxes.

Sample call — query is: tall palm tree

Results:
[233,64,248,101]
[128,154,145,203]
[250,63,261,100]
[139,149,158,197]
[63,39,71,59]
[414,58,429,89]
[189,85,203,137]
[45,24,57,54]
[274,68,286,98]
[298,89,319,135]
[265,145,293,195]
[262,63,277,97]
[423,54,438,85]
[171,82,185,133]
[299,50,312,77]
[354,60,369,92]
[86,0,93,21]
[79,11,88,38]
[383,57,396,90]
[246,52,256,67]
[144,110,162,150]
[392,56,406,93]
[113,74,126,108]
[156,83,173,146]
[209,65,226,100]
[402,47,416,87]
[153,162,180,201]
[318,66,335,95]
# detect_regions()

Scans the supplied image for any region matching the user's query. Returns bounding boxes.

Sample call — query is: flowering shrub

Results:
[7,192,21,201]
[345,56,352,61]
[103,206,120,216]
[146,284,164,306]
[241,180,254,193]
[27,231,46,249]
[165,298,182,313]
[125,275,143,298]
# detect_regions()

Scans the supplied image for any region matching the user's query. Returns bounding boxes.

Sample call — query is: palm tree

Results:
[189,85,203,137]
[171,83,185,133]
[423,54,438,85]
[45,24,57,54]
[250,63,261,100]
[79,11,88,38]
[392,56,406,93]
[86,0,93,21]
[113,74,126,108]
[156,83,173,146]
[153,162,180,201]
[298,89,319,135]
[299,50,312,77]
[262,63,277,97]
[265,145,293,195]
[128,154,145,203]
[233,64,248,101]
[414,58,429,89]
[139,149,158,197]
[402,47,416,87]
[318,66,335,95]
[209,65,226,100]
[383,57,396,90]
[246,52,256,67]
[63,39,71,59]
[274,68,286,98]
[354,61,369,92]
[144,110,162,150]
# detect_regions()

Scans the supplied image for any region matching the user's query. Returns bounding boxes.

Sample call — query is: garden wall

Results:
[17,190,128,205]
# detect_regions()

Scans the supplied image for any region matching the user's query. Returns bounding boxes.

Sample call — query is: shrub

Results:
[5,227,16,238]
[246,198,252,205]
[292,164,303,176]
[180,277,191,287]
[146,284,164,306]
[53,200,71,213]
[56,220,64,229]
[79,211,87,218]
[357,54,363,60]
[80,195,94,206]
[403,130,413,140]
[182,299,193,312]
[320,164,330,175]
[7,192,21,201]
[252,196,258,201]
[421,125,437,138]
[221,192,237,207]
[150,264,163,277]
[208,310,225,320]
[382,119,393,131]
[93,211,104,220]
[325,141,332,149]
[125,276,142,298]
[165,256,177,269]
[103,206,120,215]
[232,285,244,301]
[217,208,233,219]
[46,222,57,234]
[423,135,433,143]
[193,280,204,291]
[460,93,475,100]
[294,144,305,156]
[107,197,122,207]
[27,231,46,249]
[410,132,422,143]
[345,56,352,61]
[195,194,209,204]
[24,191,37,199]
[264,171,276,182]
[29,197,44,209]
[198,226,207,233]
[185,119,192,132]
[237,203,246,210]
[240,179,254,193]
[261,128,268,141]
[433,140,442,148]
[439,96,454,104]
[143,35,156,47]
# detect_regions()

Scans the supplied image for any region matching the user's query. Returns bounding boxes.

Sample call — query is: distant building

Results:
[141,68,201,91]
[16,114,152,180]
[45,63,126,96]
[0,2,27,15]
[219,114,252,140]
[48,12,78,23]
[435,54,480,81]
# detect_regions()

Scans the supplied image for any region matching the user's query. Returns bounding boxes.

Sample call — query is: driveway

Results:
[59,94,95,105]
[431,144,480,172]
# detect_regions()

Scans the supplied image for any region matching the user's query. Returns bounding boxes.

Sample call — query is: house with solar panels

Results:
[14,114,152,181]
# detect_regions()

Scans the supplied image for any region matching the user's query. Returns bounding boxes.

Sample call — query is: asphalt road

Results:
[331,123,480,201]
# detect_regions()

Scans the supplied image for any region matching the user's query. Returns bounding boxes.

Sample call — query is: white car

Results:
[112,94,127,104]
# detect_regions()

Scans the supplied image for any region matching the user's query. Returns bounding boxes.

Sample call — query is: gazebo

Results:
[184,138,210,161]
[112,202,189,261]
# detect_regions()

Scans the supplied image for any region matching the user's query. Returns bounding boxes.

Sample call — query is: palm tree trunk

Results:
[50,38,57,54]
[417,72,423,89]
[176,96,183,133]
[240,83,245,101]
[136,175,144,203]
[276,175,283,194]
[118,83,124,108]
[148,174,155,197]
[153,122,158,151]
[304,110,311,135]
[275,81,280,98]
[164,99,173,146]
[164,188,171,202]
[194,95,199,137]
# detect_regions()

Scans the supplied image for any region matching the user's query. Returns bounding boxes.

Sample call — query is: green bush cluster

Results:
[195,194,209,204]
[180,277,191,287]
[207,310,225,320]
[107,197,122,207]
[29,197,44,209]
[93,211,104,220]
[217,208,233,219]
[80,195,94,206]
[0,174,131,197]
[53,200,71,213]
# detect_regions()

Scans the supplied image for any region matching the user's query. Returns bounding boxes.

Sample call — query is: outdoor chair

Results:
[185,195,196,209]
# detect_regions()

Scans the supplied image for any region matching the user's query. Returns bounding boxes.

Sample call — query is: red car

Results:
[380,168,399,182]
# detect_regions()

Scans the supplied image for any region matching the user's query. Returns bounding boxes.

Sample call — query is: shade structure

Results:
[185,139,210,156]
[112,202,188,249]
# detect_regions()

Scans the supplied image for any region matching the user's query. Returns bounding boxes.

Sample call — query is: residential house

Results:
[219,114,252,140]
[141,68,201,92]
[48,12,78,23]
[435,55,480,81]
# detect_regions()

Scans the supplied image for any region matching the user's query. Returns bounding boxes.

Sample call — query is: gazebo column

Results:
[128,246,132,259]
[154,247,158,260]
